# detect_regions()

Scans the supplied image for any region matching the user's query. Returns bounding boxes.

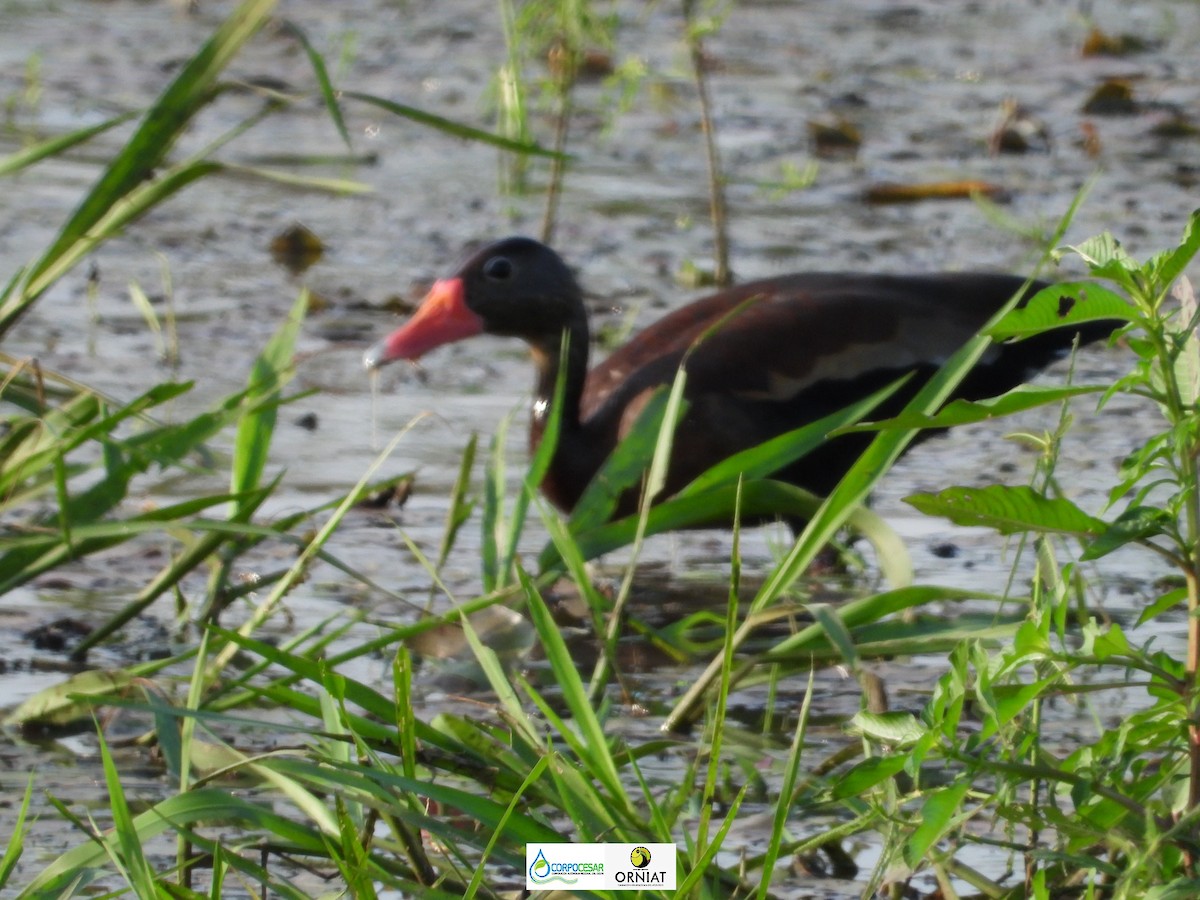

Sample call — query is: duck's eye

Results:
[483,256,514,282]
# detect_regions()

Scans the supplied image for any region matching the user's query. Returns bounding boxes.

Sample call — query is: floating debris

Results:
[269,223,325,275]
[1082,78,1137,116]
[864,179,1008,204]
[1081,27,1154,57]
[989,99,1051,154]
[807,117,861,158]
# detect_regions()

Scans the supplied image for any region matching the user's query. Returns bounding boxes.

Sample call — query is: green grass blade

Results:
[462,755,552,900]
[756,668,814,899]
[540,479,819,569]
[435,434,478,575]
[840,383,1105,433]
[219,162,372,193]
[645,366,688,501]
[480,413,511,591]
[500,346,570,582]
[5,160,222,332]
[0,774,34,888]
[67,487,273,655]
[0,112,137,177]
[675,784,748,894]
[231,289,308,499]
[518,568,627,805]
[281,20,352,150]
[97,729,163,897]
[680,376,909,496]
[345,90,566,158]
[566,386,675,533]
[17,789,329,898]
[9,0,277,328]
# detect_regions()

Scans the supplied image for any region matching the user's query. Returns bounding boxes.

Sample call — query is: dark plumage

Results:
[365,237,1112,520]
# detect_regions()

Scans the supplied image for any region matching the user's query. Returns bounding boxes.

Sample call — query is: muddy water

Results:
[1,0,1198,894]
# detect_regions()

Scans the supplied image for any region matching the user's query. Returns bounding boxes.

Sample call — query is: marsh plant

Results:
[4,0,1200,896]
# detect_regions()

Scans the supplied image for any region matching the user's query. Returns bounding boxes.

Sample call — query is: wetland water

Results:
[1,0,1198,894]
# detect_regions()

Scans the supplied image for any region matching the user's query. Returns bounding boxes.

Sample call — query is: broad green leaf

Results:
[1081,504,1174,560]
[3,670,135,727]
[1081,621,1133,660]
[1136,587,1187,626]
[905,484,1105,536]
[905,779,971,868]
[1054,231,1140,287]
[980,677,1060,740]
[1171,273,1200,406]
[847,711,927,746]
[987,282,1133,340]
[830,755,908,799]
[1152,208,1200,289]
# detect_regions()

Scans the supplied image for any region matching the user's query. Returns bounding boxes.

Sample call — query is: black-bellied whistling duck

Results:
[364,237,1111,520]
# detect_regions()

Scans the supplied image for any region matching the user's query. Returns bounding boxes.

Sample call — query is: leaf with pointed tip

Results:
[987,282,1133,340]
[841,384,1104,433]
[1151,208,1200,288]
[1054,232,1141,287]
[345,91,566,158]
[830,755,908,801]
[905,484,1105,537]
[3,669,135,727]
[282,20,352,150]
[905,780,972,869]
[1081,504,1174,560]
[0,112,138,178]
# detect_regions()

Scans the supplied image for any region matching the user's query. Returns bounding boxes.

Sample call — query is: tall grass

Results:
[4,0,1200,897]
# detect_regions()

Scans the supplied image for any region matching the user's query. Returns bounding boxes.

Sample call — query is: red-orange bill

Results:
[364,278,484,368]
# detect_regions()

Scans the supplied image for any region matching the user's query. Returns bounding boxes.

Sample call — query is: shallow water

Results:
[1,0,1198,894]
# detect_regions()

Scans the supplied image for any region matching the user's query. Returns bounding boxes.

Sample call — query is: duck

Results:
[364,236,1113,522]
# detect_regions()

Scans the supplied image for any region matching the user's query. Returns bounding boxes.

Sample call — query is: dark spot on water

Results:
[357,478,414,510]
[269,223,325,275]
[1082,78,1137,115]
[930,542,959,559]
[24,618,93,653]
[293,411,319,431]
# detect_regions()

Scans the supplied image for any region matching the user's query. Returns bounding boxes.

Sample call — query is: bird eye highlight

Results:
[483,256,514,281]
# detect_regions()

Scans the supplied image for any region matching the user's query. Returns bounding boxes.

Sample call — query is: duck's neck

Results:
[529,323,590,450]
